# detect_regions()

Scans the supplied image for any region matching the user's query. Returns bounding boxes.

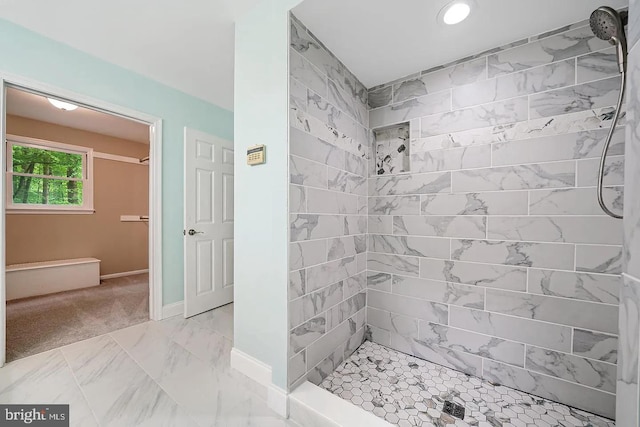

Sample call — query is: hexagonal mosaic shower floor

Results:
[320,341,614,427]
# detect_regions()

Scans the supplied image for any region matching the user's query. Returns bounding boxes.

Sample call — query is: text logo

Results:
[0,405,69,426]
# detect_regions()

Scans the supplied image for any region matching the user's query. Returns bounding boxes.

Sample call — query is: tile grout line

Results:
[367,272,621,307]
[369,43,614,115]
[570,328,575,355]
[367,286,620,335]
[366,246,623,275]
[368,303,617,366]
[108,326,234,427]
[372,65,618,121]
[59,349,103,427]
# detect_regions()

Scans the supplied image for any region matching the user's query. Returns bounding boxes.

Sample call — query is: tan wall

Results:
[6,115,149,275]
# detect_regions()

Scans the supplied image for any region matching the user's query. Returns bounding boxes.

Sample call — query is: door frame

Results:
[0,72,164,367]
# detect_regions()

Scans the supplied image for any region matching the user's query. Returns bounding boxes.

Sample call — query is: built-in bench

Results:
[6,258,101,301]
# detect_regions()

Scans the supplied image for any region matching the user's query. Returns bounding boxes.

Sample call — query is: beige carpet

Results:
[6,273,149,362]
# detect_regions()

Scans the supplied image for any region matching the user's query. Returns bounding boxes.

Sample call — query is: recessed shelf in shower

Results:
[374,122,410,175]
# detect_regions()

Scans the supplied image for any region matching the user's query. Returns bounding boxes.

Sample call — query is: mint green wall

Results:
[0,18,234,305]
[234,0,301,389]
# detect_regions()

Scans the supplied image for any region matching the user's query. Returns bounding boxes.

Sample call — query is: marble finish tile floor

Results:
[0,303,297,427]
[321,341,615,427]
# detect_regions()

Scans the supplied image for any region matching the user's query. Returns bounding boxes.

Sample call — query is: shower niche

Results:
[374,122,410,175]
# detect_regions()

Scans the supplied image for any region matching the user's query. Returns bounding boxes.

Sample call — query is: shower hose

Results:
[597,71,625,219]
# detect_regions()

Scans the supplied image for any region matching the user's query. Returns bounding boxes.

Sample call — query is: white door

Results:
[183,128,234,318]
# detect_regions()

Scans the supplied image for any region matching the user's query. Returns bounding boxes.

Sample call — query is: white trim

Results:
[230,347,273,387]
[0,73,164,367]
[0,78,7,367]
[149,121,163,321]
[1,72,157,124]
[9,258,100,271]
[289,382,392,427]
[161,301,184,319]
[100,269,149,280]
[230,347,289,417]
[268,385,289,418]
[120,215,149,222]
[6,208,95,215]
[94,152,148,165]
[7,134,92,155]
[8,134,147,167]
[6,134,94,213]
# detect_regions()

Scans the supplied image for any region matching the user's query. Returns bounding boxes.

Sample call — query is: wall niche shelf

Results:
[374,122,410,175]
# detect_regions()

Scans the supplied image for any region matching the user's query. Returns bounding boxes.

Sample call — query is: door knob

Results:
[187,229,203,236]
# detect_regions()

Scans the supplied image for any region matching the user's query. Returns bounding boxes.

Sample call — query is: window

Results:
[6,135,94,213]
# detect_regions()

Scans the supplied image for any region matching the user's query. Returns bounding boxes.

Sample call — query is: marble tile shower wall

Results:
[366,22,626,419]
[618,0,640,424]
[288,14,369,390]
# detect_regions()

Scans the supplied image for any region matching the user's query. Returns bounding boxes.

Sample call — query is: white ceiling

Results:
[293,0,628,88]
[0,0,629,110]
[7,87,150,143]
[0,0,263,112]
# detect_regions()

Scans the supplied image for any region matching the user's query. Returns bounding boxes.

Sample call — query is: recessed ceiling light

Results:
[440,1,472,25]
[47,98,78,111]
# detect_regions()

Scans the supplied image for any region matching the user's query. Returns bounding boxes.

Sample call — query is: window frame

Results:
[6,134,94,214]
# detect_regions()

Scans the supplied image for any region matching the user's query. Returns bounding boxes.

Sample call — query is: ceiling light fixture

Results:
[47,98,78,111]
[440,1,472,25]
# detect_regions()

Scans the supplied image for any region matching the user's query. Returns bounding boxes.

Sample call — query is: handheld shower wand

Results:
[589,6,627,219]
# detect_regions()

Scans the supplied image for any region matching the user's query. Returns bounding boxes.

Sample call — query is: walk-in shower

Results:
[288,1,627,425]
[591,6,628,218]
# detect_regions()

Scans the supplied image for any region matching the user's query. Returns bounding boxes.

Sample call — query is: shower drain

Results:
[442,401,466,420]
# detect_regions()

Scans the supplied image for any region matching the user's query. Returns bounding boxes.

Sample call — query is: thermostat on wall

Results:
[247,144,266,165]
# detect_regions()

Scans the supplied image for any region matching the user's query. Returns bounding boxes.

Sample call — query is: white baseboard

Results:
[161,301,184,319]
[100,269,149,280]
[268,384,289,418]
[230,347,289,417]
[230,347,272,387]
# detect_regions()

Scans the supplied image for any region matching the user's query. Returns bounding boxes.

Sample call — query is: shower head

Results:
[590,6,624,41]
[590,6,627,73]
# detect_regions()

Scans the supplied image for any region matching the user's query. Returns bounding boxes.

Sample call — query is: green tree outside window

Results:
[11,144,84,206]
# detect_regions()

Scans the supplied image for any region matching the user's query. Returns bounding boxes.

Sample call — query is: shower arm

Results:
[597,70,625,219]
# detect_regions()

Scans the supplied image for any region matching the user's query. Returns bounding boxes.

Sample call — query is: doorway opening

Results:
[0,79,163,365]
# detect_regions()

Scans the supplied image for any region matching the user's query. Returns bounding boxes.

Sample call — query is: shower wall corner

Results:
[288,12,370,391]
